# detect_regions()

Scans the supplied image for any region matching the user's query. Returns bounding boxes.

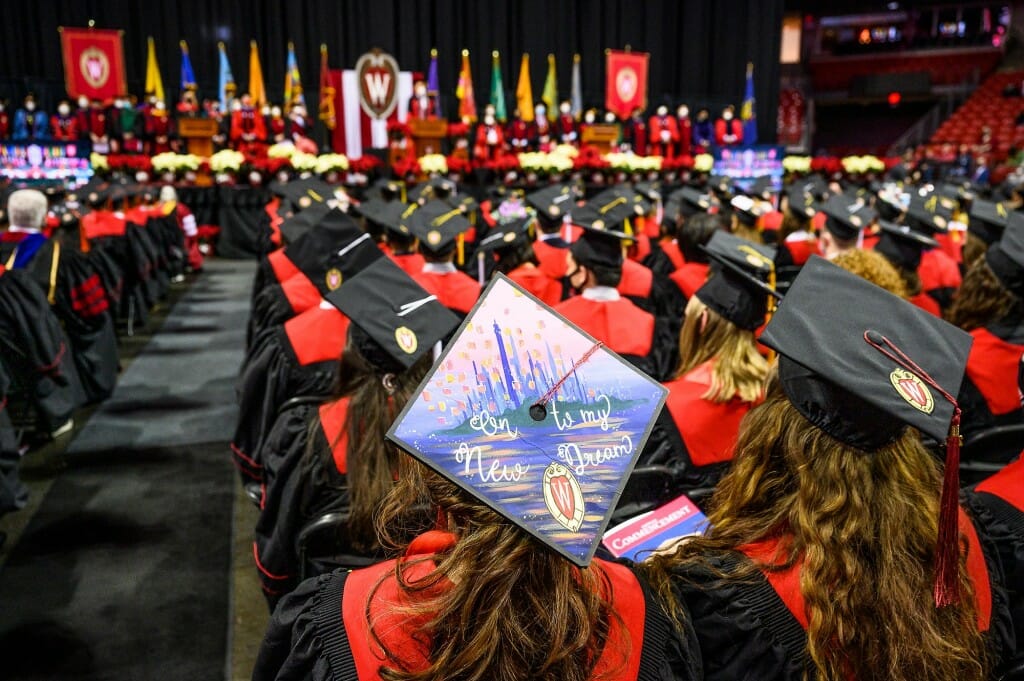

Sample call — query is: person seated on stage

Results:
[1,189,118,405]
[875,219,944,316]
[946,216,1024,437]
[50,100,78,141]
[230,93,267,155]
[714,105,742,147]
[473,107,506,162]
[691,107,714,154]
[646,257,1022,681]
[405,199,481,316]
[12,94,47,141]
[476,216,563,306]
[254,313,699,681]
[774,184,820,267]
[253,257,459,608]
[641,230,774,495]
[555,198,675,380]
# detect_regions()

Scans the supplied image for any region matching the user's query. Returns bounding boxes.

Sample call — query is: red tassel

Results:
[933,409,962,608]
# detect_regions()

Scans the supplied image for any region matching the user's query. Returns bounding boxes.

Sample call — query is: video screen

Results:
[0,142,93,183]
[712,145,784,194]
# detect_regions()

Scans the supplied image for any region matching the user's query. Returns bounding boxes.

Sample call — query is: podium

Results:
[177,118,218,157]
[410,118,448,157]
[582,124,621,153]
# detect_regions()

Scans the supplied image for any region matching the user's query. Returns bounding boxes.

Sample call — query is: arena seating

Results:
[930,69,1024,163]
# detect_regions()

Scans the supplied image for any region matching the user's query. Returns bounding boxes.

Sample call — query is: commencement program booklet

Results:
[602,494,708,561]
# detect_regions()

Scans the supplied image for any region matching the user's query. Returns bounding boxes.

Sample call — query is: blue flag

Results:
[741,62,757,144]
[180,40,197,92]
[427,48,442,117]
[218,42,235,109]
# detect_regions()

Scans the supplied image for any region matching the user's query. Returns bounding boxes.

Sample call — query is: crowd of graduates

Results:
[236,164,1024,679]
[0,177,202,540]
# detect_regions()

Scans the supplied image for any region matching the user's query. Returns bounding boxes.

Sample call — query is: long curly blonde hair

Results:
[646,373,988,681]
[675,295,769,403]
[832,248,908,298]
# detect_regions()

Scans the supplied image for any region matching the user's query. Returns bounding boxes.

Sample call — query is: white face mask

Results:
[678,106,688,118]
[293,106,305,117]
[155,101,165,111]
[559,103,571,114]
[271,107,281,117]
[657,106,668,116]
[414,85,426,97]
[58,105,70,116]
[723,111,733,121]
[584,112,595,124]
[484,114,495,125]
[535,105,546,117]
[231,101,242,112]
[604,112,616,123]
[261,106,270,116]
[25,102,35,111]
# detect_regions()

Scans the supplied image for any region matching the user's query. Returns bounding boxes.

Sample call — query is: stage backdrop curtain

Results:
[1,0,782,143]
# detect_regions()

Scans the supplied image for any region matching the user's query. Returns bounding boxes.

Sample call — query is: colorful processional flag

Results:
[490,51,507,121]
[542,54,558,120]
[59,26,127,101]
[284,41,304,108]
[218,42,235,109]
[145,36,165,102]
[570,53,582,119]
[516,53,534,122]
[605,49,649,120]
[456,49,477,123]
[180,40,197,92]
[427,48,442,117]
[741,61,758,145]
[249,40,266,107]
[318,43,336,130]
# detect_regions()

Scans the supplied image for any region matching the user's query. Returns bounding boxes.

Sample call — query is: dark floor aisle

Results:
[0,260,264,681]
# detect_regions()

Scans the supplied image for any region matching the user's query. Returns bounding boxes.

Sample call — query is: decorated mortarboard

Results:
[729,194,766,227]
[696,231,779,330]
[760,256,973,607]
[784,185,816,220]
[526,184,579,224]
[278,201,333,244]
[818,194,872,241]
[328,257,459,371]
[386,274,669,566]
[592,186,651,219]
[905,193,954,234]
[475,217,534,253]
[968,199,1012,245]
[406,199,472,255]
[984,212,1024,298]
[447,193,480,215]
[874,220,939,271]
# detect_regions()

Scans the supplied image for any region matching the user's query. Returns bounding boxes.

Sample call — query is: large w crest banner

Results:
[59,27,127,100]
[605,49,648,120]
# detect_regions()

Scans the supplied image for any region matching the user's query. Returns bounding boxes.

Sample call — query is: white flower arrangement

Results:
[90,153,109,171]
[151,153,202,172]
[419,154,449,174]
[841,155,885,174]
[517,151,574,173]
[605,152,663,172]
[782,156,812,174]
[552,144,579,159]
[209,149,246,173]
[693,153,714,173]
[267,142,297,159]
[289,152,319,171]
[315,153,350,174]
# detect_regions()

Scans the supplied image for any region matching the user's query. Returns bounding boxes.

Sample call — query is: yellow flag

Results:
[516,54,534,122]
[249,40,267,107]
[542,54,558,120]
[145,37,165,103]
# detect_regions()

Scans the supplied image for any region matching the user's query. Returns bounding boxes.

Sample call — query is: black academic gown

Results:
[669,464,1024,680]
[0,236,118,404]
[0,267,81,430]
[958,320,1024,438]
[0,362,28,517]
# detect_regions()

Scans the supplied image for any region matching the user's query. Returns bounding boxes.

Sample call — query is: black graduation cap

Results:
[729,194,766,227]
[760,256,973,605]
[475,216,533,253]
[357,198,411,237]
[800,174,830,202]
[447,193,479,216]
[526,183,579,224]
[633,181,662,204]
[985,212,1024,298]
[667,187,716,219]
[327,257,460,371]
[282,177,336,210]
[363,178,406,202]
[406,199,472,255]
[784,185,816,220]
[875,184,909,221]
[696,231,779,330]
[408,177,457,203]
[592,186,650,219]
[746,176,776,201]
[874,220,939,271]
[905,193,954,234]
[968,198,1012,245]
[708,175,735,198]
[569,197,635,269]
[818,194,874,241]
[279,201,333,244]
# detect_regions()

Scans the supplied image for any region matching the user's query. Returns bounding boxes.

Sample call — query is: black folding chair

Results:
[959,423,1024,486]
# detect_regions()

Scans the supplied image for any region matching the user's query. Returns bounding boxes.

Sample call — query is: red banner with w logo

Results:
[605,50,649,120]
[59,27,127,101]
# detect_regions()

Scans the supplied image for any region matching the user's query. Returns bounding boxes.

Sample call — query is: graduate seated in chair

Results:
[405,200,481,317]
[253,257,458,609]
